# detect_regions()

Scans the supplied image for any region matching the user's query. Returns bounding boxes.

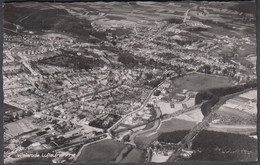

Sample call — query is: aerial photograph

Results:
[2,1,257,164]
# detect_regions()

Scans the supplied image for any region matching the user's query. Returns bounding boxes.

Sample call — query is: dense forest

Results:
[158,130,257,161]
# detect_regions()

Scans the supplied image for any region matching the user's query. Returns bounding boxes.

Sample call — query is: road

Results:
[5,72,190,159]
[4,101,102,132]
[113,103,202,149]
[116,103,201,134]
[73,134,110,161]
[4,75,171,159]
[167,88,255,162]
[162,103,202,120]
[108,77,170,135]
[39,82,123,110]
[128,107,162,145]
[122,107,162,144]
[55,134,109,152]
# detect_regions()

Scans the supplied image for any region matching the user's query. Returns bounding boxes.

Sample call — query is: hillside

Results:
[3,4,106,41]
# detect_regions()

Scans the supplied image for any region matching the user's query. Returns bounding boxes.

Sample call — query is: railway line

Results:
[167,88,255,162]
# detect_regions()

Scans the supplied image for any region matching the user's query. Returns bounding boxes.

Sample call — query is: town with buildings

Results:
[3,1,257,163]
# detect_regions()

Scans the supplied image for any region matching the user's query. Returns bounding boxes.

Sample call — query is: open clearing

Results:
[173,72,234,91]
[157,101,183,115]
[76,139,126,163]
[158,118,197,132]
[218,106,254,119]
[4,117,39,137]
[215,106,256,125]
[239,90,257,100]
[174,108,204,123]
[214,89,257,125]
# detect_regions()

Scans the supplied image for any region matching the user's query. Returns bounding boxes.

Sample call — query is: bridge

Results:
[167,88,254,162]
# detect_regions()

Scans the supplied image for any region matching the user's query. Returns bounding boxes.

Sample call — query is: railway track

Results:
[167,88,255,162]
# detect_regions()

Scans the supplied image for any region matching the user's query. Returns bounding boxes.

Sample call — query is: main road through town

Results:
[107,77,170,135]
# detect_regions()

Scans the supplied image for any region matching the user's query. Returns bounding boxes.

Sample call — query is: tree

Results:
[199,64,211,74]
[154,90,161,96]
[20,111,26,118]
[77,113,86,120]
[118,55,136,65]
[145,72,153,80]
[222,68,228,76]
[25,111,33,116]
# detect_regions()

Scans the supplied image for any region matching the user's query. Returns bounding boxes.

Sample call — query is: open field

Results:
[213,89,257,125]
[173,72,234,91]
[207,124,256,135]
[4,117,39,137]
[119,148,146,163]
[114,145,132,162]
[157,101,183,115]
[158,118,196,133]
[135,118,196,149]
[76,139,126,163]
[218,106,254,119]
[215,106,256,125]
[174,108,204,123]
[239,90,257,100]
